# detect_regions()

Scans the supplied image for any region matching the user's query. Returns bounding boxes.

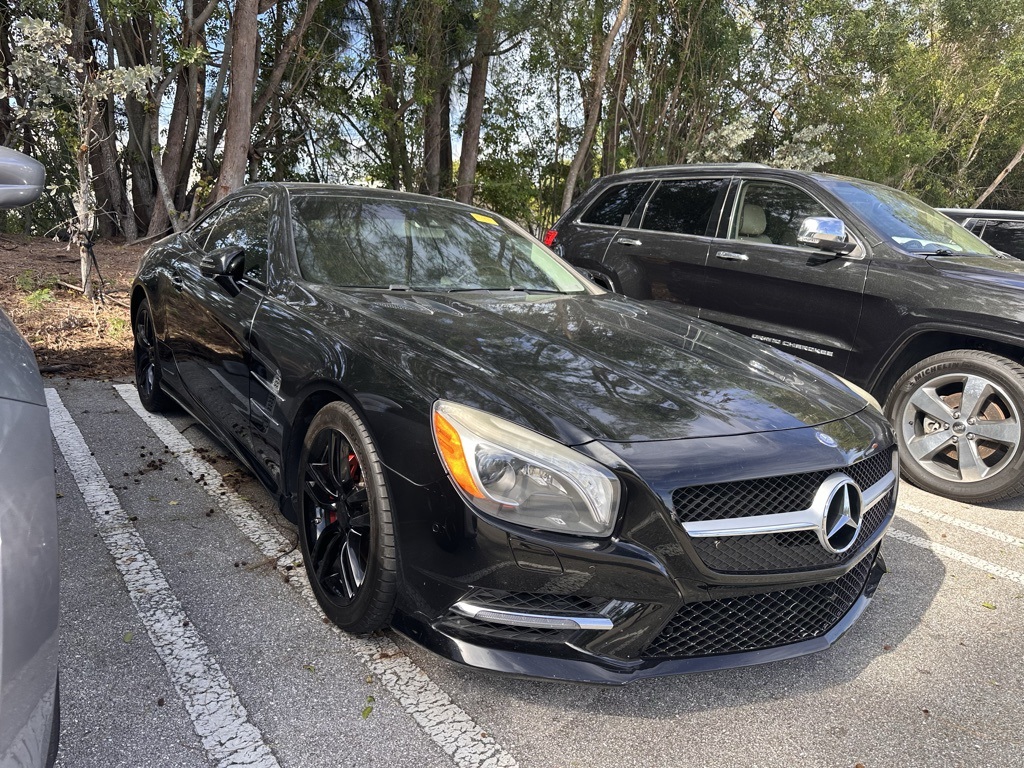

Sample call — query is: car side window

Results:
[187,207,224,250]
[729,181,830,247]
[639,179,725,236]
[580,182,652,227]
[203,196,270,284]
[979,220,1024,258]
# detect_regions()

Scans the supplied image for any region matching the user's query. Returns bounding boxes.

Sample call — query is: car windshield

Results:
[290,193,590,293]
[821,178,999,257]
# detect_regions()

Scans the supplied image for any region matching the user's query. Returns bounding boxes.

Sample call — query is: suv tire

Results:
[886,350,1024,503]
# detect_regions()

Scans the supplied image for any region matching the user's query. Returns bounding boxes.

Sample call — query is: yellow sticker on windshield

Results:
[471,213,498,225]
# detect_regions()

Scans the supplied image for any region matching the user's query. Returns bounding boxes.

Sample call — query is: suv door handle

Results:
[616,237,643,247]
[716,251,749,262]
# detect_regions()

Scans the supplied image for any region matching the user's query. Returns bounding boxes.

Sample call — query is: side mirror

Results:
[0,146,45,209]
[200,245,245,295]
[797,217,856,255]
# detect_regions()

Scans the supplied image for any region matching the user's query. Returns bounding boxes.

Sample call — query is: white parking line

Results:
[46,388,280,768]
[898,502,1024,548]
[113,384,519,768]
[887,527,1024,586]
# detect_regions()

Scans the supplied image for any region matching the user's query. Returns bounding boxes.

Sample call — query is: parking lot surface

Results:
[48,378,1024,768]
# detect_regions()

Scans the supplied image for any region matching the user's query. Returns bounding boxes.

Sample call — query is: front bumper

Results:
[394,549,887,684]
[386,424,897,684]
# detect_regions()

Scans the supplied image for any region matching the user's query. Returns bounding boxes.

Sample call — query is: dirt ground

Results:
[0,233,147,378]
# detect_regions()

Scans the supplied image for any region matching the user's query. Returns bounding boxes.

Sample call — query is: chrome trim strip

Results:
[861,470,896,511]
[683,507,821,538]
[450,601,614,631]
[682,469,896,539]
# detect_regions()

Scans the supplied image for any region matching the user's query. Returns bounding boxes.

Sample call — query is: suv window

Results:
[580,182,651,227]
[204,196,270,283]
[730,181,830,246]
[640,179,725,236]
[979,219,1024,258]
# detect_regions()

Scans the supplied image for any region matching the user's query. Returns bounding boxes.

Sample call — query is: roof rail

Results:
[619,162,770,174]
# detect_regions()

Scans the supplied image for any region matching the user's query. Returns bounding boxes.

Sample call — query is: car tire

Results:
[297,401,397,633]
[133,298,172,413]
[886,350,1024,502]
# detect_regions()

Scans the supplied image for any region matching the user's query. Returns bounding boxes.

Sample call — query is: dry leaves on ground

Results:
[0,233,147,378]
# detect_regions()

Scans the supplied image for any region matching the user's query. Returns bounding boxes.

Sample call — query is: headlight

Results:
[431,400,621,536]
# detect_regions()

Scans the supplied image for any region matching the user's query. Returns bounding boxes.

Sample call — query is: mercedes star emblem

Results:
[812,474,864,554]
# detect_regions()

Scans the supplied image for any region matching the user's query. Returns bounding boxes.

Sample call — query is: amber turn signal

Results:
[433,410,485,498]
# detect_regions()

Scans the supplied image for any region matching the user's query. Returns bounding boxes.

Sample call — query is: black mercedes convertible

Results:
[131,184,898,683]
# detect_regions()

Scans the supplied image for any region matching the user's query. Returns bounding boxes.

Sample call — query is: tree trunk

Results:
[204,27,232,178]
[110,14,157,233]
[252,0,321,124]
[417,0,444,196]
[423,91,442,195]
[365,0,410,190]
[439,83,453,196]
[601,7,638,177]
[0,1,16,145]
[973,142,1024,208]
[455,0,500,204]
[148,68,193,236]
[560,0,631,214]
[177,61,206,207]
[74,147,95,299]
[215,0,260,200]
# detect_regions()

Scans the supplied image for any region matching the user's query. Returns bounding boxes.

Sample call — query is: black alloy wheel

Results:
[133,299,170,413]
[297,402,397,633]
[887,350,1024,503]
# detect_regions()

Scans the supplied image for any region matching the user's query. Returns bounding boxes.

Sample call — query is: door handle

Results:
[716,251,749,262]
[616,237,643,247]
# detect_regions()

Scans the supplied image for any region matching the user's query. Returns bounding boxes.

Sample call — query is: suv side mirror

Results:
[0,147,45,209]
[200,245,245,295]
[798,217,856,255]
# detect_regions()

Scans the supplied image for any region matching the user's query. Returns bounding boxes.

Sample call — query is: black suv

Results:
[548,163,1024,503]
[937,208,1024,261]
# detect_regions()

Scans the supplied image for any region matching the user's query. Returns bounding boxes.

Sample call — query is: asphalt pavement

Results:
[47,378,1024,768]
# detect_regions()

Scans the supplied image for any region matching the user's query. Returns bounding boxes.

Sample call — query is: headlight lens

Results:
[431,400,620,536]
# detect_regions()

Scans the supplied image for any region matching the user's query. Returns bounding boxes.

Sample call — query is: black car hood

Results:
[925,253,1024,290]
[314,288,867,443]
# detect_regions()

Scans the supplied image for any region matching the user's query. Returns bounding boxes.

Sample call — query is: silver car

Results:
[0,147,59,767]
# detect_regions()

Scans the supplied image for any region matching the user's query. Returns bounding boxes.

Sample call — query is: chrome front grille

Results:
[690,492,892,573]
[672,447,895,524]
[673,446,896,573]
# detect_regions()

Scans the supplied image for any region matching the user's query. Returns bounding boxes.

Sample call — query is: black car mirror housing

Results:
[200,245,245,295]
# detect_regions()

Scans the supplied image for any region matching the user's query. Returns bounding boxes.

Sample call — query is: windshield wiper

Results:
[911,249,991,258]
[385,284,446,292]
[446,286,564,294]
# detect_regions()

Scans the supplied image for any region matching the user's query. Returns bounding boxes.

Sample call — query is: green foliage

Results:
[15,271,37,292]
[14,271,57,293]
[6,0,1024,239]
[24,288,56,309]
